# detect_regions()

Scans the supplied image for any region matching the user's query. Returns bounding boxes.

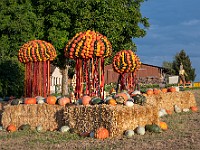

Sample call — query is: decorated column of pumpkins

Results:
[112,50,141,92]
[18,40,57,97]
[64,30,112,99]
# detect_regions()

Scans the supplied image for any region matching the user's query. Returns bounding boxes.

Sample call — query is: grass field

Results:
[0,90,199,150]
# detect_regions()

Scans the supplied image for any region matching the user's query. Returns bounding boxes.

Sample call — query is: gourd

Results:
[46,96,57,105]
[108,99,117,106]
[11,99,22,105]
[124,130,134,138]
[95,127,109,139]
[90,97,104,105]
[135,126,145,135]
[145,124,162,133]
[81,95,91,106]
[132,94,146,105]
[58,97,71,106]
[114,96,125,104]
[24,98,37,104]
[60,125,70,133]
[159,121,168,131]
[7,124,17,132]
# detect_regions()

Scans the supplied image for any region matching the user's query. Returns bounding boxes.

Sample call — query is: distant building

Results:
[50,65,62,94]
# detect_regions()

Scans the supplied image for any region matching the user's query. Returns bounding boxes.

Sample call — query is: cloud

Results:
[181,19,200,26]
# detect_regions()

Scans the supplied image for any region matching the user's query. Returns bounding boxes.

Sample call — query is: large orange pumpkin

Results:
[161,88,168,93]
[24,98,37,104]
[81,95,91,106]
[190,106,198,112]
[159,121,168,131]
[46,96,57,105]
[153,88,161,95]
[166,109,173,115]
[7,124,17,132]
[95,127,109,139]
[168,87,176,92]
[146,89,153,95]
[58,97,71,106]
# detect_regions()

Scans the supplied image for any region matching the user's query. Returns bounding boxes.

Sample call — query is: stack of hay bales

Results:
[146,91,196,111]
[63,104,159,137]
[1,104,65,131]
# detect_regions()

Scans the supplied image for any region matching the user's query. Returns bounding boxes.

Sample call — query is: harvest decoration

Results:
[18,40,57,97]
[64,30,112,99]
[112,50,141,91]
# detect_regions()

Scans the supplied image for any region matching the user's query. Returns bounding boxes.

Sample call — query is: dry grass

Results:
[0,90,199,150]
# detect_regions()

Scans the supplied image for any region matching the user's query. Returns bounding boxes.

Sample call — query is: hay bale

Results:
[1,104,65,131]
[63,104,159,137]
[146,91,197,111]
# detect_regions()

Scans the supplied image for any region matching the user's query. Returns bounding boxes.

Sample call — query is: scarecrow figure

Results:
[178,63,187,87]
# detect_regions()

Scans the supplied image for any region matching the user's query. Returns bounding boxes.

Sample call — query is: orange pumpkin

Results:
[24,98,37,104]
[146,89,153,95]
[108,99,117,106]
[190,106,198,112]
[153,88,161,95]
[46,96,57,105]
[116,93,129,101]
[58,97,71,106]
[159,121,168,131]
[166,109,173,115]
[81,95,91,106]
[168,87,176,92]
[161,88,168,93]
[7,124,17,132]
[95,127,109,139]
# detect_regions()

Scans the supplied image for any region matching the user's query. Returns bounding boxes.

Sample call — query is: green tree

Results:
[0,57,24,97]
[162,61,175,75]
[172,50,196,81]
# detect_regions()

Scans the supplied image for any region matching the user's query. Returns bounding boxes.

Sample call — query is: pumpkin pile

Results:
[64,30,112,99]
[18,40,57,97]
[112,50,141,91]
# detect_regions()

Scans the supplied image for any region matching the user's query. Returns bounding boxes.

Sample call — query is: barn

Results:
[104,63,167,84]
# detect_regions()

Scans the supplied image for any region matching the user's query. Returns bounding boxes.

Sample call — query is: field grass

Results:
[0,90,199,150]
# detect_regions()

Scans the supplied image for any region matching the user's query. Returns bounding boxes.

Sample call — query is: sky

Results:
[134,0,200,82]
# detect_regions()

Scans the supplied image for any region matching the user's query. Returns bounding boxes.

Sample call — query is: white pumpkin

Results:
[124,130,134,138]
[36,125,43,132]
[182,108,190,112]
[0,126,3,131]
[132,90,141,95]
[136,126,145,135]
[60,125,70,133]
[35,96,45,102]
[125,101,134,107]
[174,105,182,113]
[37,99,45,104]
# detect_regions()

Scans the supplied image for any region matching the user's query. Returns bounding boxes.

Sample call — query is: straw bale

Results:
[146,91,197,111]
[63,104,159,137]
[1,104,65,131]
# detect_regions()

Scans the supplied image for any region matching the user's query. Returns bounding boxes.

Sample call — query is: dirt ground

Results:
[0,90,200,150]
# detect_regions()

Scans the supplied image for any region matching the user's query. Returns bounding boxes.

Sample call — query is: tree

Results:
[172,50,196,81]
[162,61,175,75]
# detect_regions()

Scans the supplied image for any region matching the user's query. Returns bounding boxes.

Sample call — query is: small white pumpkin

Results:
[37,99,45,104]
[159,108,167,117]
[136,126,145,135]
[60,125,70,133]
[35,96,45,102]
[36,125,43,132]
[125,101,134,107]
[124,130,134,138]
[132,90,141,95]
[174,105,182,113]
[0,126,3,131]
[182,108,190,112]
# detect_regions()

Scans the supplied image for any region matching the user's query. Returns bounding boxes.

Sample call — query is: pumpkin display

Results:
[60,125,70,133]
[7,124,17,132]
[58,97,71,106]
[18,40,57,97]
[146,89,153,95]
[124,130,134,138]
[159,121,168,131]
[190,106,198,112]
[81,95,91,106]
[46,96,57,105]
[132,94,146,105]
[90,97,104,105]
[145,124,162,133]
[108,99,117,106]
[24,98,37,104]
[135,126,145,135]
[95,127,109,139]
[125,100,134,107]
